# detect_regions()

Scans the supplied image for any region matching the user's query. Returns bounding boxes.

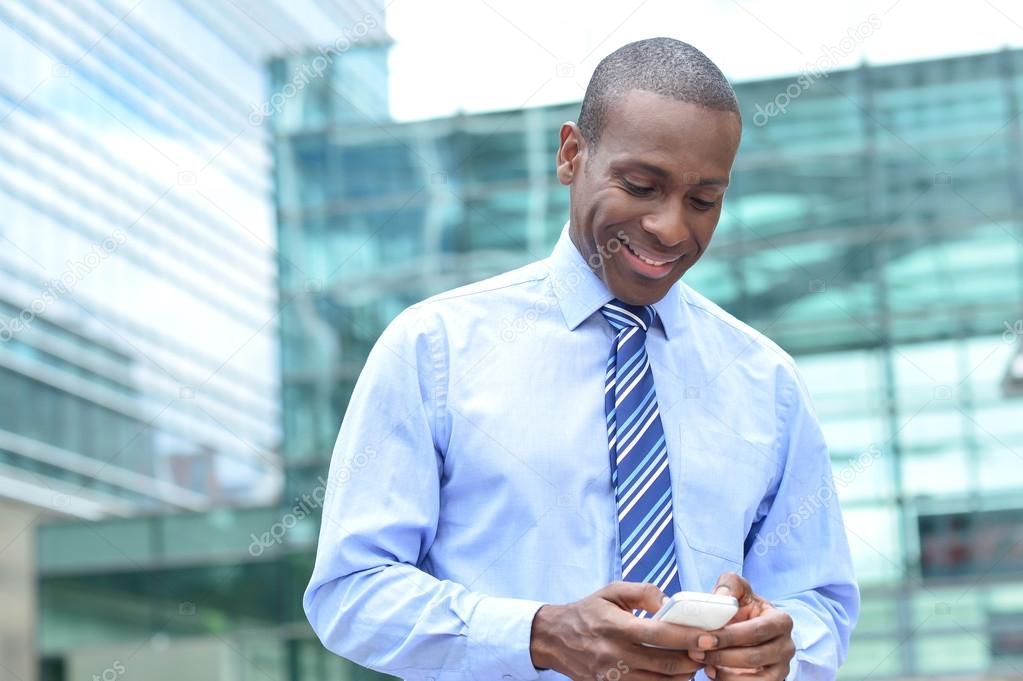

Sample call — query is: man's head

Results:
[557,37,742,306]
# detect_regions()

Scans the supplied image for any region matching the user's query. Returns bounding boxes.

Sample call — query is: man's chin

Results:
[606,273,678,306]
[607,286,669,307]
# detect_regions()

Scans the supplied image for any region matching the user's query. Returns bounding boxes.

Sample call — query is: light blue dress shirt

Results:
[304,223,860,681]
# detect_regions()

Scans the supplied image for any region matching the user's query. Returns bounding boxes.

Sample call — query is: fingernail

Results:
[707,665,717,679]
[689,650,705,661]
[662,595,670,604]
[698,634,717,649]
[714,585,730,595]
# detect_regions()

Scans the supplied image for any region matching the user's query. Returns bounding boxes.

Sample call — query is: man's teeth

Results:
[627,244,672,266]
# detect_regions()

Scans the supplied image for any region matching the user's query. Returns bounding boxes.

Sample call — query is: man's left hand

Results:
[685,572,795,680]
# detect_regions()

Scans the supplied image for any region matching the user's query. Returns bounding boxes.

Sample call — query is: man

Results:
[304,37,859,681]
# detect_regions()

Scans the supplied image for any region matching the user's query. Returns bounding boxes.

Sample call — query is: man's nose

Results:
[641,199,689,249]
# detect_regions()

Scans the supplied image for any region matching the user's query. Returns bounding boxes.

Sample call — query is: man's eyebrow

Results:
[693,175,730,187]
[615,159,729,186]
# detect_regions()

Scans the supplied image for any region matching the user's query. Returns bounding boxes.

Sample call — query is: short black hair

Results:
[578,37,740,147]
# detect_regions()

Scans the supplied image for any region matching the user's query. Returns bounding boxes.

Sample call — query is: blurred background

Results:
[2,0,1023,679]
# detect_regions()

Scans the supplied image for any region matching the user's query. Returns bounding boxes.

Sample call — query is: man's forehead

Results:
[603,91,735,137]
[595,91,740,171]
[609,155,730,187]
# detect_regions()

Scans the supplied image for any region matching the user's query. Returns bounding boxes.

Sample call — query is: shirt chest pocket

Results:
[671,425,779,565]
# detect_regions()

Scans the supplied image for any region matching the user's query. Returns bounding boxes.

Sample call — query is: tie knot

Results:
[600,299,656,333]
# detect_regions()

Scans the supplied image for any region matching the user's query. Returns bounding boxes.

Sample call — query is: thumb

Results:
[712,571,754,606]
[599,581,669,613]
[713,572,767,624]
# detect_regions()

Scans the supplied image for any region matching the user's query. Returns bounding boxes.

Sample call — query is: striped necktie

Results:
[601,299,682,599]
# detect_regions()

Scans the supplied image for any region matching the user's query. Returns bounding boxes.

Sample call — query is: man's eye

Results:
[690,197,717,211]
[622,180,654,196]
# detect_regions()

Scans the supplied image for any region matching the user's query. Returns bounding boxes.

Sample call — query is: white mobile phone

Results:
[651,591,739,630]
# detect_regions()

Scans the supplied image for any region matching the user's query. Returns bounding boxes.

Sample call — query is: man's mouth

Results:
[618,241,684,280]
[624,242,682,267]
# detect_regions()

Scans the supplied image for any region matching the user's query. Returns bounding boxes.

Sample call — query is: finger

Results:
[719,665,758,675]
[731,597,770,623]
[693,634,794,669]
[711,661,790,680]
[620,617,708,650]
[712,572,755,608]
[599,580,669,614]
[699,609,793,650]
[626,645,706,676]
[613,671,699,681]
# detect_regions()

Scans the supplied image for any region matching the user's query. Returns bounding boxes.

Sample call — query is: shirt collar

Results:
[546,221,682,340]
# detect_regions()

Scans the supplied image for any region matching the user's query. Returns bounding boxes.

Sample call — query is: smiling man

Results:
[304,38,859,681]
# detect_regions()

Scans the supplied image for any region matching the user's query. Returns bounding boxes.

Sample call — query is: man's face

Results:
[557,89,741,306]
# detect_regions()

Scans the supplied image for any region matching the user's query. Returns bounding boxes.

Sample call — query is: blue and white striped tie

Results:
[601,299,682,600]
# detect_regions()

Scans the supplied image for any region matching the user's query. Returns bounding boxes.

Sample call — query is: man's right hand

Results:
[529,581,708,680]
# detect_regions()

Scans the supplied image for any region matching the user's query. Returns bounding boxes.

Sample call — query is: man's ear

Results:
[556,122,585,186]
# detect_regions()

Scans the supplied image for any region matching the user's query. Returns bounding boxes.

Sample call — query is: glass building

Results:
[38,45,1023,680]
[0,1,388,680]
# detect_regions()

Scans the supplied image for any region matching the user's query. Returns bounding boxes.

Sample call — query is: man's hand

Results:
[686,572,795,680]
[530,581,707,680]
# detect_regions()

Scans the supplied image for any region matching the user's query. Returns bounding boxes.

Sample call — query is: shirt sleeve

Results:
[741,362,861,680]
[303,305,546,681]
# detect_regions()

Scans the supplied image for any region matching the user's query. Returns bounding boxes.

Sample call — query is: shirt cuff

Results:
[775,600,838,681]
[786,616,803,681]
[468,595,547,680]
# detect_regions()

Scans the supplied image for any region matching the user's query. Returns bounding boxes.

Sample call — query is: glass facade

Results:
[1,1,389,680]
[37,45,1023,680]
[0,0,287,516]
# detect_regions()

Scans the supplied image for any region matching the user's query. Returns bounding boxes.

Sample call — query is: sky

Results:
[386,0,1023,121]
